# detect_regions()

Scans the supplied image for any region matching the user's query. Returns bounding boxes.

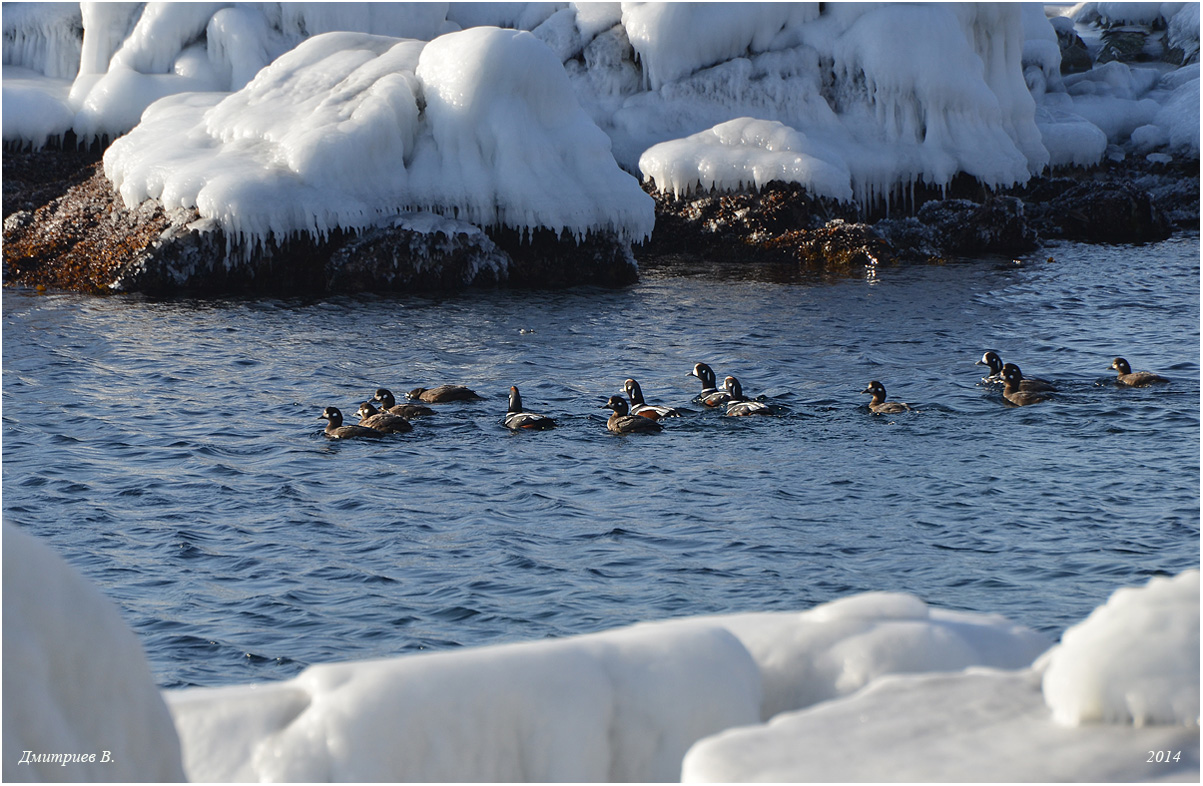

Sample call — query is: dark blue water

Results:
[4,235,1198,689]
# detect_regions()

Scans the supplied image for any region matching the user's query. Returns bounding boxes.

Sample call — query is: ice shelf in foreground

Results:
[1,523,185,783]
[2,524,1197,782]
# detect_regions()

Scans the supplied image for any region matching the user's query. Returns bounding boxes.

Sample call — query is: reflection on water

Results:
[3,234,1198,688]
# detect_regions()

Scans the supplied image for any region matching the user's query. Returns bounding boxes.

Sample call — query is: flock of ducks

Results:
[318,355,1170,439]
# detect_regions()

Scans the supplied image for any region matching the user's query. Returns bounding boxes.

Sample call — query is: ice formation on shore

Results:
[3,2,1199,246]
[4,523,1197,782]
[101,26,654,246]
[1,523,185,783]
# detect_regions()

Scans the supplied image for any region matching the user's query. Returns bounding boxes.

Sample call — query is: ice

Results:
[1,523,185,782]
[1,2,1198,245]
[632,4,1046,206]
[1,2,81,79]
[682,570,1200,782]
[2,65,75,149]
[638,116,853,201]
[102,27,654,248]
[5,522,1196,782]
[1040,570,1200,726]
[621,3,818,90]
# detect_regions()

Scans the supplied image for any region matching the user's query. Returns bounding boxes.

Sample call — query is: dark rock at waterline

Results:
[639,180,883,270]
[1018,177,1174,243]
[1,152,637,294]
[2,146,1196,294]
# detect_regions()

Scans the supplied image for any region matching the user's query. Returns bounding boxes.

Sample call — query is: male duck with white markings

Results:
[690,362,734,407]
[621,378,680,420]
[504,386,556,430]
[723,376,772,416]
[977,351,1055,391]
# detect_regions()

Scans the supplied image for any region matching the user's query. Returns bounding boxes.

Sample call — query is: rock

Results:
[2,159,639,294]
[327,217,509,292]
[914,197,1039,255]
[1036,180,1173,243]
[1056,24,1093,74]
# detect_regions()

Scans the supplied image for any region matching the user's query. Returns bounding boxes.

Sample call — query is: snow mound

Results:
[682,668,1200,782]
[633,4,1045,207]
[2,524,185,782]
[638,117,853,202]
[169,622,760,782]
[103,28,653,248]
[167,589,1049,780]
[1040,570,1200,727]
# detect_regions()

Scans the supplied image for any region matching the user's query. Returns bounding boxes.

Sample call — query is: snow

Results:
[682,570,1200,782]
[638,117,854,202]
[5,523,1197,782]
[102,27,654,247]
[1,523,185,782]
[621,3,818,91]
[631,3,1047,205]
[1,2,1199,239]
[1040,570,1200,727]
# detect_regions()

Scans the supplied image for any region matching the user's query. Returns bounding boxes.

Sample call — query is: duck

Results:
[976,351,1055,390]
[355,402,413,434]
[621,378,681,420]
[504,386,556,430]
[1000,363,1057,393]
[1109,357,1169,387]
[860,381,912,414]
[722,376,772,416]
[601,395,662,434]
[320,406,384,439]
[406,384,483,403]
[1002,365,1051,406]
[690,362,734,407]
[372,388,435,418]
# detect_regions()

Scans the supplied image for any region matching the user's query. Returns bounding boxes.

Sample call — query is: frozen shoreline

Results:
[3,2,1199,294]
[4,522,1197,782]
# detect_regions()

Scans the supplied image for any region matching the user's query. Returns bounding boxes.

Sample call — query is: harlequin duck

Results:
[1109,357,1169,387]
[977,351,1055,391]
[860,381,912,414]
[504,386,556,430]
[722,376,772,416]
[407,384,483,403]
[372,388,435,418]
[320,406,384,439]
[355,402,413,433]
[621,378,681,420]
[1000,362,1056,393]
[1002,365,1051,406]
[601,395,662,434]
[690,363,734,407]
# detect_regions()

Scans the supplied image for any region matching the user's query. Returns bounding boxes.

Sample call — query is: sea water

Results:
[3,235,1198,689]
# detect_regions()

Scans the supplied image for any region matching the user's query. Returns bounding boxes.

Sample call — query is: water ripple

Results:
[3,236,1198,688]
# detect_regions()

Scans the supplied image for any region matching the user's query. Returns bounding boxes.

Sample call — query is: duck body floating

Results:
[320,406,385,439]
[1109,357,1169,387]
[602,395,662,434]
[504,386,556,430]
